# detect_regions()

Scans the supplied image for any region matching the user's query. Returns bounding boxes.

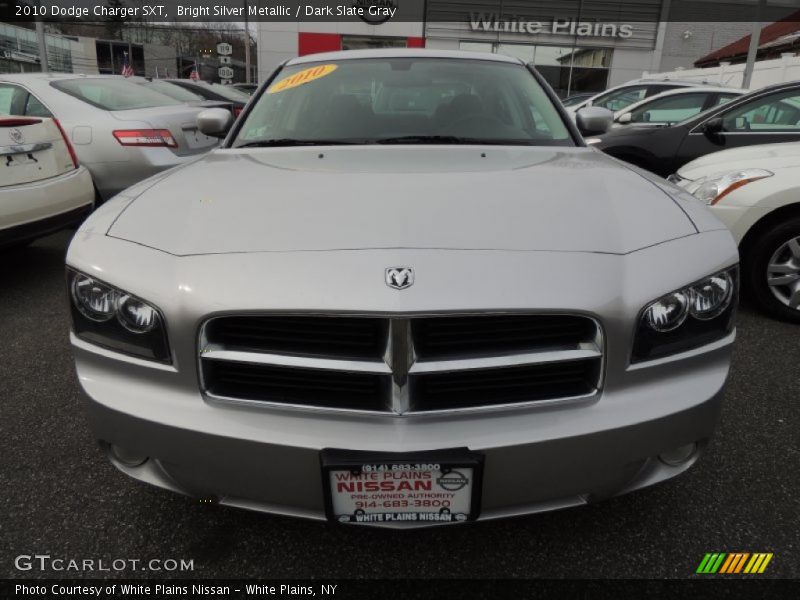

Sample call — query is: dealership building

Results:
[257,0,778,96]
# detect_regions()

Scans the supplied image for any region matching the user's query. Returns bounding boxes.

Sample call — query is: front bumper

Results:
[76,330,731,526]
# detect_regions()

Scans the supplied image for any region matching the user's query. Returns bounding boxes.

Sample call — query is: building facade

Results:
[256,1,764,95]
[0,22,177,79]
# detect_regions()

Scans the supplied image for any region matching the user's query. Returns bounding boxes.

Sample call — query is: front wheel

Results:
[743,217,800,323]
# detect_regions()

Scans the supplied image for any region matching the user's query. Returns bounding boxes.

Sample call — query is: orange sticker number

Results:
[268,64,338,94]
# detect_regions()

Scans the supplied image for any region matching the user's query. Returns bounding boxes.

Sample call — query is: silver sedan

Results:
[0,74,219,201]
[67,50,739,527]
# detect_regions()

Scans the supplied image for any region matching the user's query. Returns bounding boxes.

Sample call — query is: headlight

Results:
[71,276,118,322]
[687,271,734,320]
[68,270,171,363]
[632,267,738,362]
[686,169,772,205]
[643,291,688,332]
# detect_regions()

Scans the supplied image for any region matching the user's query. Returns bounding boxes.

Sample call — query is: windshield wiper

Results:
[375,135,467,144]
[235,139,360,148]
[375,135,538,145]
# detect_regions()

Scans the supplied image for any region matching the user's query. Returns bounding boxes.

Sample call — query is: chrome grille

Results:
[200,314,603,415]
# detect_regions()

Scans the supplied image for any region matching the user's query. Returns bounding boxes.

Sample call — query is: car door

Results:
[676,87,800,169]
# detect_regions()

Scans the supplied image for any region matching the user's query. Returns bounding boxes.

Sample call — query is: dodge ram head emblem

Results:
[385,267,414,290]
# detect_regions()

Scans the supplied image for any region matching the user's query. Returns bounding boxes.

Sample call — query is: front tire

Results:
[743,217,800,323]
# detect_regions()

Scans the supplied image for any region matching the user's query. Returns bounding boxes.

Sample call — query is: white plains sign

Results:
[470,14,634,39]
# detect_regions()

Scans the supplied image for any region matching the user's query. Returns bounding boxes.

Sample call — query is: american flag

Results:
[189,65,200,81]
[121,53,134,78]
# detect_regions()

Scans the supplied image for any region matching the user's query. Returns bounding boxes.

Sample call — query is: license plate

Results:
[321,449,483,525]
[5,153,37,167]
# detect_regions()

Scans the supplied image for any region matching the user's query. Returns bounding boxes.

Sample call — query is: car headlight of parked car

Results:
[685,169,772,205]
[633,267,738,362]
[68,270,170,363]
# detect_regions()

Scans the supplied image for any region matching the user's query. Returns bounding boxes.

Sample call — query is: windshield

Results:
[144,80,204,102]
[232,58,573,147]
[51,78,181,110]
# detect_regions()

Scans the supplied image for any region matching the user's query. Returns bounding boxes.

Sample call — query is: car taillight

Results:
[53,118,79,169]
[233,107,242,118]
[0,117,43,127]
[112,129,177,148]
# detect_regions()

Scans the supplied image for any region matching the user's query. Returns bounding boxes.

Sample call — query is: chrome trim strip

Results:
[409,346,601,374]
[0,142,52,156]
[204,388,600,418]
[200,347,391,374]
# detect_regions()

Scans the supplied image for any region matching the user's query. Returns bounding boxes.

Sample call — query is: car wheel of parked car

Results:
[744,217,800,324]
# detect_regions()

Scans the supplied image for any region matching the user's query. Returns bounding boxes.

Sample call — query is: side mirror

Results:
[197,108,234,138]
[576,106,614,136]
[703,117,724,135]
[617,112,633,124]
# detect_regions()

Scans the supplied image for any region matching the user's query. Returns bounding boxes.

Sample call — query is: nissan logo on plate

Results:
[385,267,414,290]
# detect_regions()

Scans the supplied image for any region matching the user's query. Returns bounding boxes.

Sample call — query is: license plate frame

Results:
[320,448,484,525]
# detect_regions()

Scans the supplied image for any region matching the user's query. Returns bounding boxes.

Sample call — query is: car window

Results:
[720,89,800,131]
[204,84,250,102]
[592,86,649,111]
[0,83,27,116]
[233,58,573,147]
[629,93,708,124]
[144,80,204,102]
[51,78,181,110]
[646,84,681,97]
[24,92,53,117]
[714,93,740,106]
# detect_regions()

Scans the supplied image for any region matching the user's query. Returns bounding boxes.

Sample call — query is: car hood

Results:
[107,146,698,256]
[678,142,800,180]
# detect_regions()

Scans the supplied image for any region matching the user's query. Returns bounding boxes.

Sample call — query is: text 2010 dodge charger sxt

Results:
[67,50,738,527]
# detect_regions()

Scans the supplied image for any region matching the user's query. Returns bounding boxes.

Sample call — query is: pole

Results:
[243,0,251,83]
[35,18,49,73]
[742,0,766,89]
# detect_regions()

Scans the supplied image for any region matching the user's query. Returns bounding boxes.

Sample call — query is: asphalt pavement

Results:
[1,230,798,580]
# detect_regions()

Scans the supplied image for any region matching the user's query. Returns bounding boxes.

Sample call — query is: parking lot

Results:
[0,230,796,580]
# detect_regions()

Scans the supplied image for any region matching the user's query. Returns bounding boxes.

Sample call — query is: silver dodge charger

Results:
[67,50,739,527]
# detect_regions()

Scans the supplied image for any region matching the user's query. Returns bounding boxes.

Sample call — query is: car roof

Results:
[286,48,523,66]
[0,73,128,82]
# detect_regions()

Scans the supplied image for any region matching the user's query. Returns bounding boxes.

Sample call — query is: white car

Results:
[1,116,94,248]
[671,142,800,322]
[565,79,705,117]
[611,87,744,129]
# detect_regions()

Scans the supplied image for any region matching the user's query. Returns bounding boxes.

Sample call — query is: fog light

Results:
[110,444,148,467]
[659,442,697,466]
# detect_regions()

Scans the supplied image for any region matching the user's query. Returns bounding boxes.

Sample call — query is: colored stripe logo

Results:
[696,552,773,574]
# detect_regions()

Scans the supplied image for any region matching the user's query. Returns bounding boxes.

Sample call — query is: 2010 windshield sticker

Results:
[268,65,338,94]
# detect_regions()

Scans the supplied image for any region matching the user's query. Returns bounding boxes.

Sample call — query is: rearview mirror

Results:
[576,106,614,136]
[197,108,234,138]
[617,112,633,124]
